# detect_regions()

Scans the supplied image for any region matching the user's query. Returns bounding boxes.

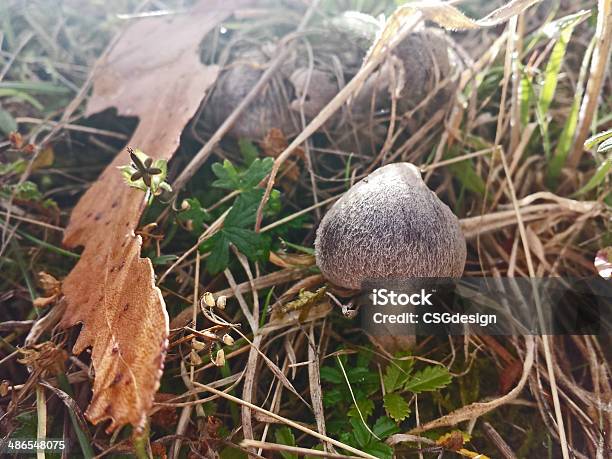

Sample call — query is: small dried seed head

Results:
[200,330,217,340]
[214,349,225,367]
[222,334,234,346]
[216,295,227,310]
[191,339,206,351]
[202,292,215,307]
[189,349,202,366]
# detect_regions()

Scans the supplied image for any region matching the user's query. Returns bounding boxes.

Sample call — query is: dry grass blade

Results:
[366,0,541,61]
[198,383,378,459]
[409,336,535,433]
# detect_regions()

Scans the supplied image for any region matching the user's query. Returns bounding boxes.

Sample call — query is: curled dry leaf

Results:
[60,0,247,432]
[366,0,541,63]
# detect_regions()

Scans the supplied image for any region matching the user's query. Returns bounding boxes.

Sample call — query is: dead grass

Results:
[0,0,610,458]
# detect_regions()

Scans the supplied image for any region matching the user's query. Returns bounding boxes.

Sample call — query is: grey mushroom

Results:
[315,162,466,290]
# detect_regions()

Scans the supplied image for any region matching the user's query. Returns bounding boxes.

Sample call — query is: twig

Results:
[482,421,518,459]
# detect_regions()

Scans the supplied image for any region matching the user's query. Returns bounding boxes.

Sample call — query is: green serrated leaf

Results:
[212,160,242,190]
[320,366,343,384]
[239,138,259,165]
[372,416,400,439]
[383,392,410,422]
[349,418,371,448]
[242,157,273,189]
[225,189,262,228]
[274,427,297,459]
[0,107,17,135]
[202,232,230,274]
[212,157,273,191]
[348,398,375,419]
[322,387,344,407]
[223,226,265,260]
[405,365,452,393]
[383,357,413,393]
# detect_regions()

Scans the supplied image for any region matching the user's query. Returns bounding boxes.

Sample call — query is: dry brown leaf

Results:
[59,1,245,432]
[260,128,303,185]
[367,0,541,63]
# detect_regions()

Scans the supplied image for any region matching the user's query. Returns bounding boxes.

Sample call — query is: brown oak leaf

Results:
[60,1,247,432]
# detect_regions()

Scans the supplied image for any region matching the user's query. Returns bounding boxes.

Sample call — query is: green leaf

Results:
[320,366,343,384]
[349,418,371,448]
[212,157,273,191]
[212,160,242,190]
[239,138,259,165]
[383,393,410,422]
[538,11,587,115]
[405,365,452,394]
[177,198,211,233]
[274,427,297,459]
[225,189,262,228]
[0,107,17,135]
[202,233,230,275]
[548,34,596,183]
[448,159,486,196]
[372,416,400,439]
[574,158,612,196]
[348,398,375,419]
[242,157,273,189]
[0,159,26,176]
[383,357,413,393]
[0,81,71,94]
[223,226,266,260]
[364,442,394,459]
[322,387,344,407]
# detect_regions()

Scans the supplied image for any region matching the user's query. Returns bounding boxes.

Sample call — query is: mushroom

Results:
[315,162,466,290]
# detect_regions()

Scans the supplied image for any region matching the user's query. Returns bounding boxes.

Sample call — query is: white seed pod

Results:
[191,339,206,351]
[216,295,227,310]
[189,349,202,366]
[315,163,466,290]
[202,292,215,308]
[214,349,225,367]
[222,334,234,346]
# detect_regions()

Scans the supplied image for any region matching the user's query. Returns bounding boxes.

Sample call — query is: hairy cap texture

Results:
[315,163,466,290]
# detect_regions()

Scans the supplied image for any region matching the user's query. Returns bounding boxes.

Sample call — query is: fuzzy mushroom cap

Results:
[315,163,466,290]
